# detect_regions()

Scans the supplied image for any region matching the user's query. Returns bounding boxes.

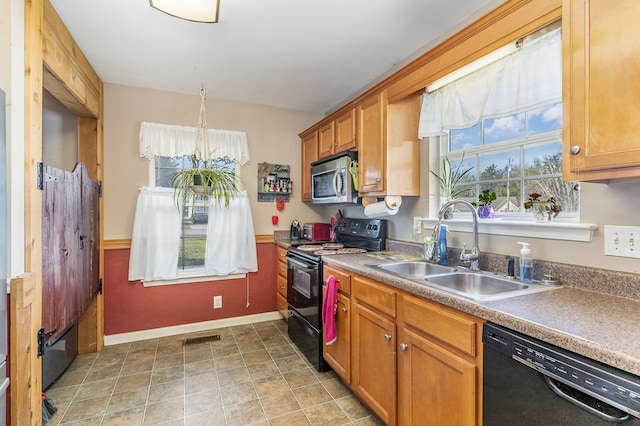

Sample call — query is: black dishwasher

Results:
[483,323,640,425]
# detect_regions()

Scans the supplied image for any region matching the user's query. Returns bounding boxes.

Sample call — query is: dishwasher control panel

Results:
[484,323,640,419]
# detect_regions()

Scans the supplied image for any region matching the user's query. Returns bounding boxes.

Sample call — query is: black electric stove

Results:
[286,218,387,371]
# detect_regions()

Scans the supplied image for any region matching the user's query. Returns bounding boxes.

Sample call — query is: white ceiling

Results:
[49,0,503,113]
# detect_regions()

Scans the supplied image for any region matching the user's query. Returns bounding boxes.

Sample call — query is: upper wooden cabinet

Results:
[357,92,387,194]
[563,0,640,181]
[300,130,318,201]
[357,91,421,197]
[318,109,357,160]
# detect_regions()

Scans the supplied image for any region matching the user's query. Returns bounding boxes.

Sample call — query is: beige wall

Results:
[103,83,328,239]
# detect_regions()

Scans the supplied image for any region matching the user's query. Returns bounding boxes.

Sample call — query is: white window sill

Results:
[419,217,597,242]
[143,271,247,287]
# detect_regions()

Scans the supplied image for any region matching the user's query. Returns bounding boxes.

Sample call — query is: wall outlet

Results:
[604,225,640,258]
[213,295,222,309]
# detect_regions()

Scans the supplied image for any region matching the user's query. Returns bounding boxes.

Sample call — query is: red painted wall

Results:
[103,243,277,335]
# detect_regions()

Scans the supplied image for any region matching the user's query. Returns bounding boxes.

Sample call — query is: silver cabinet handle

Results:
[376,177,381,183]
[570,145,581,155]
[400,343,408,351]
[342,307,347,313]
[384,334,392,341]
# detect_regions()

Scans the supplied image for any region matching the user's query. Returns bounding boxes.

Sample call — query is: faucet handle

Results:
[460,243,467,262]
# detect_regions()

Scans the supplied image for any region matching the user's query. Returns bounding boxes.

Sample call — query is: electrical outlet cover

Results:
[604,225,640,258]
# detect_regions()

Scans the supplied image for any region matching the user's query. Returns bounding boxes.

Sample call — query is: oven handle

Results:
[286,255,320,271]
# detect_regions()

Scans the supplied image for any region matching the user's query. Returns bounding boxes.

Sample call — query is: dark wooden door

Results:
[42,162,100,343]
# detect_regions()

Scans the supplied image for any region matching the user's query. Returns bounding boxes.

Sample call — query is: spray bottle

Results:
[517,242,533,283]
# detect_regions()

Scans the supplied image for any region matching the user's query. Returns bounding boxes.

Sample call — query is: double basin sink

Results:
[367,261,561,301]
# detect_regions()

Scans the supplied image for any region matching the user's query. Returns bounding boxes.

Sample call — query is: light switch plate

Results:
[604,225,640,258]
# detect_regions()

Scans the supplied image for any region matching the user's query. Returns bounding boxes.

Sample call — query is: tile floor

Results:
[45,319,382,425]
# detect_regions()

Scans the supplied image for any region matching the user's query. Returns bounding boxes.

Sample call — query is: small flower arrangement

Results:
[524,193,562,220]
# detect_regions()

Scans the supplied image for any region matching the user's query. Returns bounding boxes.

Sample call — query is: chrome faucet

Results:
[431,200,480,270]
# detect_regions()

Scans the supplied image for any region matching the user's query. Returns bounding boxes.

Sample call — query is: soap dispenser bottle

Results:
[438,225,448,265]
[517,242,533,283]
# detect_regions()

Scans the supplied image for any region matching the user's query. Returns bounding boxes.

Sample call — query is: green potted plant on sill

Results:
[473,188,496,219]
[171,155,240,209]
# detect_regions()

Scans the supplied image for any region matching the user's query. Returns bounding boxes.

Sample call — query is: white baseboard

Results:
[104,311,284,346]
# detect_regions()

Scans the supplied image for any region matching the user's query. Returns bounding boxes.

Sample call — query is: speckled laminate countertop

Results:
[295,246,640,377]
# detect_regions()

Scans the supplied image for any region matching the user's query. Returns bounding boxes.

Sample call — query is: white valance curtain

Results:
[139,121,251,165]
[418,28,562,138]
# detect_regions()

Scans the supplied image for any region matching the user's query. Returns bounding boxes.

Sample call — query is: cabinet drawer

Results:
[402,294,480,358]
[353,275,396,318]
[276,246,288,263]
[277,260,287,280]
[276,292,288,320]
[277,274,287,298]
[324,264,352,296]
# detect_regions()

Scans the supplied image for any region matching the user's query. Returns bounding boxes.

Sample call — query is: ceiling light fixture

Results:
[149,0,220,23]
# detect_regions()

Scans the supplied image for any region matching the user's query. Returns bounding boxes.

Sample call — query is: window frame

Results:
[146,156,245,283]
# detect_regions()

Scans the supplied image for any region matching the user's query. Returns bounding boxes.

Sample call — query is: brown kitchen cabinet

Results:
[398,294,483,425]
[357,92,386,194]
[300,130,318,201]
[319,109,357,160]
[322,264,352,384]
[351,275,397,425]
[276,245,288,320]
[322,267,483,425]
[357,90,421,197]
[563,0,640,181]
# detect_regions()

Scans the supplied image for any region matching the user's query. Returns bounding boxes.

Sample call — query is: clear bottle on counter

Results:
[518,242,533,283]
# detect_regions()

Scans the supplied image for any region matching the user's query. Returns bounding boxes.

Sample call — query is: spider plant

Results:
[171,155,240,208]
[430,154,474,200]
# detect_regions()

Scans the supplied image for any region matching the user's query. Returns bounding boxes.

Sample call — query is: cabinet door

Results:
[323,292,351,383]
[335,109,356,153]
[398,327,477,426]
[352,301,396,425]
[318,121,336,159]
[301,131,318,201]
[563,0,640,180]
[357,92,386,194]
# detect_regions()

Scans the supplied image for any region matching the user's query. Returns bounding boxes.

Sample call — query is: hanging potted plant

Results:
[430,154,474,218]
[171,155,240,208]
[473,189,496,219]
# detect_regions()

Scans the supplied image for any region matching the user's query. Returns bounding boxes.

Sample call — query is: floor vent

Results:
[183,333,221,345]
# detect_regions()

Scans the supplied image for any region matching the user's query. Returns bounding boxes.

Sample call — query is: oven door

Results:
[286,254,321,329]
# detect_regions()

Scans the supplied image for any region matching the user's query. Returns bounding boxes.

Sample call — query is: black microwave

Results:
[310,153,357,204]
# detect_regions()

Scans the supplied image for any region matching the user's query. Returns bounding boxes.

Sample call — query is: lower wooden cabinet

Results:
[352,298,397,425]
[276,245,288,320]
[322,264,483,426]
[323,264,352,383]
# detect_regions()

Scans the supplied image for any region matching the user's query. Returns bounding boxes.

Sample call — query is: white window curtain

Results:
[139,121,250,165]
[129,121,257,282]
[128,187,182,281]
[204,191,258,275]
[418,28,562,138]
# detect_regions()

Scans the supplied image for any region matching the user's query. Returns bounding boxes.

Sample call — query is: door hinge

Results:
[37,327,58,357]
[37,162,58,190]
[95,181,102,197]
[98,278,103,295]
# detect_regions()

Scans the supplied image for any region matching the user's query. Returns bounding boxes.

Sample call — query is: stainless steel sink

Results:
[367,261,561,301]
[369,261,457,278]
[424,272,560,301]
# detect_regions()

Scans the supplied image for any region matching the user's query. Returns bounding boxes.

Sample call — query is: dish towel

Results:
[322,274,338,345]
